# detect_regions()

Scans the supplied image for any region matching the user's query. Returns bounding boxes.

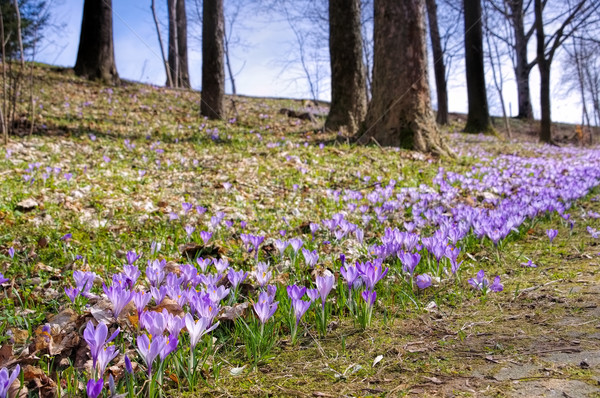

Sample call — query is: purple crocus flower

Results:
[133,290,151,314]
[124,355,133,374]
[354,228,364,244]
[122,265,140,288]
[83,321,119,369]
[0,273,8,284]
[315,273,335,310]
[136,334,163,376]
[546,229,558,243]
[184,313,219,348]
[254,262,272,287]
[182,202,193,214]
[289,238,303,253]
[97,345,119,375]
[184,225,195,237]
[468,270,488,290]
[196,205,206,215]
[126,250,141,265]
[415,274,432,289]
[398,251,420,277]
[292,298,311,325]
[340,264,359,291]
[8,247,14,259]
[103,284,133,318]
[489,276,504,292]
[140,311,166,337]
[249,235,265,257]
[254,291,278,324]
[150,241,162,255]
[196,257,212,273]
[273,239,289,258]
[151,286,167,305]
[213,258,229,273]
[0,365,20,398]
[309,223,320,240]
[207,285,230,303]
[360,260,389,290]
[286,284,307,301]
[200,231,212,245]
[306,288,319,303]
[73,271,97,297]
[61,233,73,242]
[159,334,179,361]
[520,259,537,268]
[146,259,166,287]
[302,248,319,268]
[227,269,248,289]
[64,287,80,303]
[361,290,377,308]
[86,378,103,398]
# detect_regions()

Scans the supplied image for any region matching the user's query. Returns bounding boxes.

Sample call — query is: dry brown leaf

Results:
[16,198,38,212]
[0,344,13,367]
[218,302,249,321]
[153,298,184,317]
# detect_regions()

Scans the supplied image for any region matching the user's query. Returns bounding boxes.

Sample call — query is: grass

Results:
[0,63,599,397]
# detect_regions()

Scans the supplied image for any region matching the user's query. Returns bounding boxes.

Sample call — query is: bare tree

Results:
[74,0,119,84]
[357,0,452,156]
[483,3,512,137]
[425,0,449,124]
[201,0,225,119]
[486,0,536,119]
[325,0,367,134]
[151,0,172,87]
[167,0,190,88]
[464,0,492,133]
[534,0,599,143]
[562,36,600,141]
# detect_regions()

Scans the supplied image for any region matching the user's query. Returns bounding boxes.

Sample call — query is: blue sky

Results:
[36,0,583,125]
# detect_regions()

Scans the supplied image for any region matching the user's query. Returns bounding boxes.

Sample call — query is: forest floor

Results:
[0,64,599,397]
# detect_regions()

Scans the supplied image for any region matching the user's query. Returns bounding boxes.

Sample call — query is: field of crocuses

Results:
[1,65,600,397]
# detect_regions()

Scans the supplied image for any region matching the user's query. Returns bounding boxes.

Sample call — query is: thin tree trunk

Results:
[0,6,6,144]
[168,0,180,87]
[325,0,367,134]
[485,15,511,138]
[509,0,534,120]
[464,0,492,133]
[12,0,24,67]
[201,0,225,119]
[425,0,449,125]
[357,0,452,156]
[534,0,552,143]
[224,28,236,95]
[176,0,189,87]
[152,0,172,87]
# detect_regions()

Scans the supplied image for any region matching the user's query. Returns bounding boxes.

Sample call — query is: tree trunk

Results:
[74,0,119,84]
[538,60,552,143]
[325,0,367,135]
[168,0,189,88]
[356,0,452,156]
[176,0,189,88]
[534,0,552,143]
[151,0,172,87]
[508,0,534,120]
[167,0,179,87]
[463,0,491,133]
[425,0,449,125]
[201,0,225,119]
